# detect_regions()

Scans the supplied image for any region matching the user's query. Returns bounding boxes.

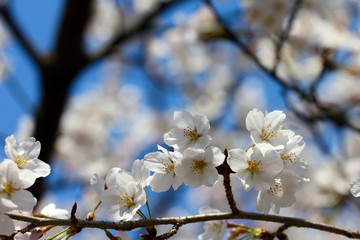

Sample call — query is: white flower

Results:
[101,171,147,221]
[279,135,309,182]
[116,231,131,240]
[228,146,283,191]
[131,159,151,189]
[0,213,14,236]
[144,145,183,192]
[350,179,360,197]
[40,203,69,219]
[164,110,211,151]
[0,160,37,211]
[90,167,122,196]
[198,206,226,240]
[5,135,50,186]
[246,109,290,149]
[256,170,300,214]
[175,146,224,188]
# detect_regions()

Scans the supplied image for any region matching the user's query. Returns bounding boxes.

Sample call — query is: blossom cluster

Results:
[91,108,308,239]
[0,135,51,237]
[229,109,308,214]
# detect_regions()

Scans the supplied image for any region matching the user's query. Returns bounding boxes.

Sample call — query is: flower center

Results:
[281,152,296,165]
[184,127,201,142]
[16,153,31,169]
[118,193,135,209]
[190,159,207,175]
[247,159,262,174]
[268,181,282,195]
[261,125,278,141]
[1,181,20,195]
[209,221,223,233]
[161,160,175,176]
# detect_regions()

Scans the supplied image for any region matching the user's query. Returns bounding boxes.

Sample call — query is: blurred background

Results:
[1,0,360,239]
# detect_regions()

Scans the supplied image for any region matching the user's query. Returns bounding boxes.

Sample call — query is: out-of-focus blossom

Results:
[197,206,226,240]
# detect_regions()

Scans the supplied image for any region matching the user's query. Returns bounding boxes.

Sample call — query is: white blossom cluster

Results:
[229,108,309,214]
[90,108,308,239]
[0,135,72,239]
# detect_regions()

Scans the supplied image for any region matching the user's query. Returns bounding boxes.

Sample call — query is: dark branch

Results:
[7,211,360,239]
[0,5,43,65]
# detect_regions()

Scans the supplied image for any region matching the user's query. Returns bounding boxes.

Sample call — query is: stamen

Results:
[281,152,296,165]
[161,161,174,175]
[183,126,201,142]
[261,125,278,141]
[16,153,31,169]
[247,159,262,175]
[1,181,20,195]
[118,193,135,209]
[190,160,207,175]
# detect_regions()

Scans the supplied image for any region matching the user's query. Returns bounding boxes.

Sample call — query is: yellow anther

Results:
[1,181,20,195]
[16,153,31,169]
[190,160,207,175]
[183,127,201,142]
[117,193,135,209]
[247,159,262,175]
[161,161,174,175]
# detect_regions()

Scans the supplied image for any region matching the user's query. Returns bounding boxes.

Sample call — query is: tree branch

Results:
[0,5,43,65]
[7,211,360,239]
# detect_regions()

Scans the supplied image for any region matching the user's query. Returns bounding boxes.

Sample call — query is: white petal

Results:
[0,214,15,236]
[256,191,271,214]
[246,109,264,133]
[227,148,248,172]
[11,190,37,211]
[194,114,210,134]
[351,179,360,197]
[174,110,195,129]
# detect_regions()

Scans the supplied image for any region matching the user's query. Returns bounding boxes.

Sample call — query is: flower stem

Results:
[146,197,152,219]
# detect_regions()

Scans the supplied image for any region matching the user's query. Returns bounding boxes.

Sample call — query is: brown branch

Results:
[7,211,360,239]
[217,148,240,214]
[0,6,43,65]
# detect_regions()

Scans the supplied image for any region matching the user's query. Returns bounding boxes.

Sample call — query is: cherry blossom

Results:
[350,179,360,197]
[197,206,226,240]
[0,160,37,211]
[279,135,309,182]
[5,135,50,186]
[256,170,300,214]
[175,146,224,188]
[246,109,290,149]
[100,171,147,221]
[144,145,183,192]
[228,146,283,191]
[130,159,151,189]
[164,110,212,151]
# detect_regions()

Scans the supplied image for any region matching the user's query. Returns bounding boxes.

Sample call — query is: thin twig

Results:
[6,211,360,239]
[274,0,303,70]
